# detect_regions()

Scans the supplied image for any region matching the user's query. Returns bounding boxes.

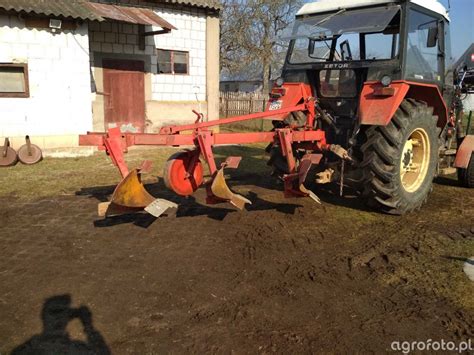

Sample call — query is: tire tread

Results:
[360,99,438,214]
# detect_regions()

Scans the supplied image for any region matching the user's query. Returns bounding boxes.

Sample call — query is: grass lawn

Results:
[0,145,269,201]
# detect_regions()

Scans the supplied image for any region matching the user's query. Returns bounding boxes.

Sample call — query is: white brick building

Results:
[0,0,221,156]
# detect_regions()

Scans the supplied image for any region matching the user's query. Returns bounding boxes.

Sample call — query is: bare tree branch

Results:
[220,0,302,92]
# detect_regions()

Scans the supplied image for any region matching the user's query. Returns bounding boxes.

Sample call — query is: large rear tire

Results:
[360,99,439,214]
[458,154,474,188]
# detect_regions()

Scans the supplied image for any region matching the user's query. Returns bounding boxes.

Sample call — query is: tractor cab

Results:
[281,0,452,146]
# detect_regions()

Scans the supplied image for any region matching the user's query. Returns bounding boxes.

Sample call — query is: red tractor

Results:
[80,0,474,217]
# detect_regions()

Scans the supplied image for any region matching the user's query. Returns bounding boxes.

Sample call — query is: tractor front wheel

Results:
[360,99,439,214]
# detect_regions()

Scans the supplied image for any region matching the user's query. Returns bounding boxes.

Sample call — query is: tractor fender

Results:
[359,81,448,128]
[454,135,474,169]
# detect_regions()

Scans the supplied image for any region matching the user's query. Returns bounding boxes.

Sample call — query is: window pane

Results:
[365,33,398,60]
[290,34,360,64]
[0,67,25,93]
[159,63,172,74]
[290,37,331,63]
[288,6,400,39]
[174,51,187,64]
[406,9,439,81]
[174,63,188,74]
[319,70,356,97]
[157,49,171,62]
[157,49,172,74]
[337,33,360,60]
[174,51,188,74]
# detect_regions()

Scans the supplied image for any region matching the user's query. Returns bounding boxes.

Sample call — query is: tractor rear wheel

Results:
[458,154,474,188]
[360,99,439,214]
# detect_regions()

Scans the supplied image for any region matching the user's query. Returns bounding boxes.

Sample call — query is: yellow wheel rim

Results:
[400,128,430,193]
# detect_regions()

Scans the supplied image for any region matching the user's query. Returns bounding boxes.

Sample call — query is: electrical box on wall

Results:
[25,17,78,31]
[49,19,62,30]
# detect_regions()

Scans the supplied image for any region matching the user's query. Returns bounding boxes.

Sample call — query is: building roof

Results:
[0,0,221,22]
[454,43,474,70]
[297,0,449,21]
[87,2,177,29]
[0,1,178,29]
[0,0,103,21]
[156,0,222,11]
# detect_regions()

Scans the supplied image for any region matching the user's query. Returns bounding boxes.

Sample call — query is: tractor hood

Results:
[297,0,449,21]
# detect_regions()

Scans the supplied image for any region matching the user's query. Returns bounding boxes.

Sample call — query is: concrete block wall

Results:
[151,6,207,102]
[89,4,207,102]
[88,21,156,72]
[0,2,219,154]
[0,15,92,143]
[89,2,210,131]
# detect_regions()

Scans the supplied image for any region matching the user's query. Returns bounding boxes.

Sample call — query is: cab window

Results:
[405,9,440,81]
[319,70,357,97]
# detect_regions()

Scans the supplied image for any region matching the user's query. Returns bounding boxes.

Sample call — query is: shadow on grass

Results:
[75,186,115,202]
[75,144,384,226]
[245,191,303,214]
[78,179,303,229]
[307,181,375,213]
[441,255,474,265]
[93,213,159,229]
[78,181,238,227]
[88,190,305,229]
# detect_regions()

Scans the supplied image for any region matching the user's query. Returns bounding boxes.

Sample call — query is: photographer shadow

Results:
[12,294,110,355]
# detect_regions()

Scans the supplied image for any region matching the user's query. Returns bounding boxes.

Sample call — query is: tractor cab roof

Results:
[297,0,449,21]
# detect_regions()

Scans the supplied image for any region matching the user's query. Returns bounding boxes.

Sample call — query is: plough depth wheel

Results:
[164,151,204,196]
[18,143,42,165]
[0,138,18,167]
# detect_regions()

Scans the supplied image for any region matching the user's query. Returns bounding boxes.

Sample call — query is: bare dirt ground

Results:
[0,146,473,353]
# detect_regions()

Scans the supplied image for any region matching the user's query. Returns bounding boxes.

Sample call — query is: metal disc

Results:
[18,144,43,165]
[164,152,204,196]
[464,257,474,282]
[0,146,18,167]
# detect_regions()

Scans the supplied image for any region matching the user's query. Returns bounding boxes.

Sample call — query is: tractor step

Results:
[439,167,457,175]
[441,149,457,156]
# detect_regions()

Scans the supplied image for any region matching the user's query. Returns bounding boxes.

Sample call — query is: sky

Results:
[439,0,474,60]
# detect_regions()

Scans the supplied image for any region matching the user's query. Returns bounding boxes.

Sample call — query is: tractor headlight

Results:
[275,77,284,87]
[381,75,392,87]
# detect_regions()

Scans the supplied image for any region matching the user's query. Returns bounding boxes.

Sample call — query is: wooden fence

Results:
[219,91,268,117]
[219,91,271,131]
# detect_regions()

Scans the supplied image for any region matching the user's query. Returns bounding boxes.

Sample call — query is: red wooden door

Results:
[103,59,145,133]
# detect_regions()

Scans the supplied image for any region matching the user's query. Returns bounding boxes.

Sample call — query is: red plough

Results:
[79,83,352,217]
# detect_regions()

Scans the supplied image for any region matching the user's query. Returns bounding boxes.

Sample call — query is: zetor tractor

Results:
[275,0,474,213]
[80,0,474,217]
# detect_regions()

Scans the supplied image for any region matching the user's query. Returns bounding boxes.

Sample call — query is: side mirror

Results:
[427,26,438,48]
[340,40,352,60]
[308,39,315,57]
